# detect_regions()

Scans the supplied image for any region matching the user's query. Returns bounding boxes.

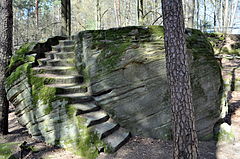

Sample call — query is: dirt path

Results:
[213,56,240,159]
[0,111,218,159]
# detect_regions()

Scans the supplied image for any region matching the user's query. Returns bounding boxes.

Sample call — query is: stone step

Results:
[32,66,78,75]
[56,93,93,103]
[46,83,88,94]
[37,58,75,67]
[52,45,75,52]
[149,41,165,45]
[45,51,75,60]
[79,110,109,127]
[59,40,75,46]
[103,127,130,152]
[47,59,75,67]
[34,74,83,84]
[90,119,119,139]
[37,58,49,66]
[73,102,100,114]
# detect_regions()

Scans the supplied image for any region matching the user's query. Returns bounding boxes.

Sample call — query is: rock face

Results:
[6,27,224,159]
[5,37,130,159]
[75,26,223,140]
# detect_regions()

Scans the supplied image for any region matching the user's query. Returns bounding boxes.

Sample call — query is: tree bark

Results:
[224,0,229,33]
[0,0,13,135]
[36,0,39,28]
[220,0,223,32]
[203,0,206,31]
[161,0,199,158]
[229,0,239,32]
[96,0,100,29]
[137,0,144,25]
[196,0,199,29]
[35,0,39,40]
[61,0,71,36]
[187,0,195,28]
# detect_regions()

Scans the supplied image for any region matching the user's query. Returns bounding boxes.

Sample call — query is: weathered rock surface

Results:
[75,26,223,140]
[5,36,130,159]
[6,27,224,159]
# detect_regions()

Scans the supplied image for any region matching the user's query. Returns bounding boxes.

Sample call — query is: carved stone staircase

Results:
[32,39,130,152]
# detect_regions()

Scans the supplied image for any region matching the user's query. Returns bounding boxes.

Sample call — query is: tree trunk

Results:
[187,0,195,28]
[35,0,39,40]
[61,0,71,36]
[117,0,121,26]
[96,0,100,29]
[161,0,199,158]
[224,0,229,33]
[214,8,216,31]
[203,0,206,31]
[196,0,199,29]
[137,0,144,25]
[36,0,39,27]
[220,0,223,32]
[229,0,239,32]
[0,0,13,135]
[27,8,30,41]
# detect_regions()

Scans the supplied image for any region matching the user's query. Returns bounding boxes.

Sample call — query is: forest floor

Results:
[1,56,240,159]
[0,111,218,159]
[0,110,236,159]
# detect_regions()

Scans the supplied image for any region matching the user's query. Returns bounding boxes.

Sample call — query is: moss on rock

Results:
[96,42,131,71]
[30,75,57,106]
[148,25,164,37]
[61,116,107,159]
[186,29,214,60]
[6,63,31,88]
[66,105,77,118]
[0,142,19,159]
[8,42,36,71]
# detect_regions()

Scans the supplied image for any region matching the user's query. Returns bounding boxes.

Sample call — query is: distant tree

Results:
[183,0,195,28]
[36,0,39,28]
[187,0,195,28]
[137,0,144,25]
[61,0,71,36]
[0,0,13,135]
[161,0,199,158]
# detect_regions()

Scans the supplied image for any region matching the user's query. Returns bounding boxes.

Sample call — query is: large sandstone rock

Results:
[76,26,223,140]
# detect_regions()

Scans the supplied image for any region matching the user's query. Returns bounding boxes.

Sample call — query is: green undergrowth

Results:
[0,142,19,159]
[205,32,225,53]
[221,47,240,56]
[206,32,225,42]
[215,129,235,142]
[204,32,240,55]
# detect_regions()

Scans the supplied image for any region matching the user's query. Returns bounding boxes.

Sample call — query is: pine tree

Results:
[61,0,71,36]
[0,0,13,135]
[161,0,199,158]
